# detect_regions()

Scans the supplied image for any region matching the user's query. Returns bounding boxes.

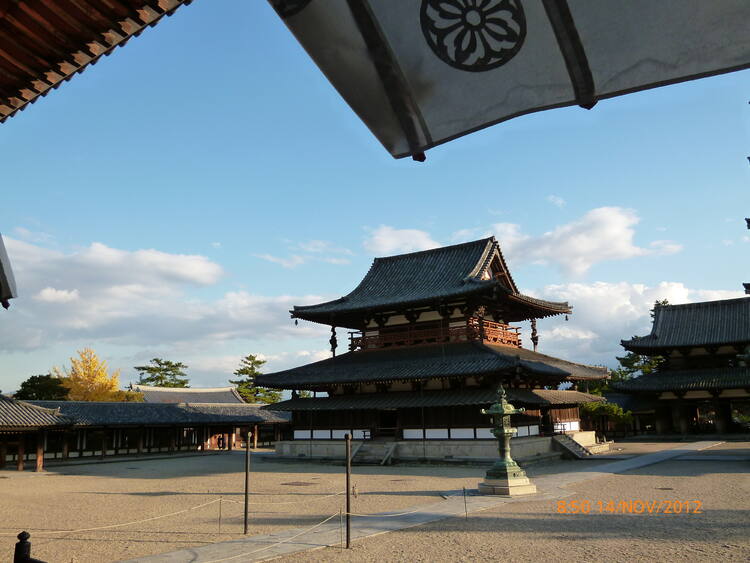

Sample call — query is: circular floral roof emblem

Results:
[421,0,526,72]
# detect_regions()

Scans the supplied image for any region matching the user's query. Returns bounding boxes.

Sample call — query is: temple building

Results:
[0,394,289,471]
[614,297,750,434]
[258,238,608,462]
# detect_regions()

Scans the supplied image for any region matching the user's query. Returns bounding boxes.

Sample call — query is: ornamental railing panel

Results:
[349,319,521,351]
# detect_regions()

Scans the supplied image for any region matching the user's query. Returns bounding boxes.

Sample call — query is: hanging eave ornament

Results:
[269,0,750,161]
[0,234,17,310]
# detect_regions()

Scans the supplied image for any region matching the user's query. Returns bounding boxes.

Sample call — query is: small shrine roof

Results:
[611,366,750,393]
[292,238,570,328]
[622,297,750,352]
[131,385,245,404]
[255,341,607,390]
[264,388,604,411]
[0,395,71,429]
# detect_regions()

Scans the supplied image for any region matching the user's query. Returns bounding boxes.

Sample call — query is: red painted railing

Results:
[349,319,521,351]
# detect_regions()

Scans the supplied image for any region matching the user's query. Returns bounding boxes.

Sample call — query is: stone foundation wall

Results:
[276,436,557,462]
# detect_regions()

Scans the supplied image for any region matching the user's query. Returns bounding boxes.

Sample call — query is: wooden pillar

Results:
[62,432,70,460]
[227,431,233,451]
[137,428,144,455]
[0,437,6,468]
[78,430,84,458]
[169,429,176,454]
[35,431,45,472]
[101,430,107,460]
[713,396,730,434]
[253,424,258,449]
[17,437,24,471]
[675,400,690,435]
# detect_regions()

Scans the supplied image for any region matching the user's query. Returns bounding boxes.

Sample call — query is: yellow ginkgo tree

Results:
[54,348,142,402]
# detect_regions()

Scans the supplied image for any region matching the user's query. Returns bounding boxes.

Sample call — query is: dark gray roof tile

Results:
[612,367,750,392]
[292,238,570,327]
[256,342,607,389]
[27,401,289,426]
[0,395,71,428]
[266,388,603,411]
[622,297,750,351]
[131,385,245,404]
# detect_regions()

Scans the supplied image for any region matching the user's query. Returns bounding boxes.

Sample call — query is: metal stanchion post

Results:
[345,433,351,549]
[463,486,468,519]
[244,426,251,535]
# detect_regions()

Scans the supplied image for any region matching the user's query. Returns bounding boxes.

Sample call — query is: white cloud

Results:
[546,195,565,208]
[0,237,328,353]
[490,207,682,276]
[529,281,745,367]
[363,225,440,254]
[254,253,307,268]
[649,240,683,254]
[34,287,79,303]
[297,240,353,255]
[211,242,222,248]
[13,226,55,245]
[254,239,353,269]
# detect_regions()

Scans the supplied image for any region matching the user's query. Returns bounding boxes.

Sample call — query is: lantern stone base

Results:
[478,476,537,496]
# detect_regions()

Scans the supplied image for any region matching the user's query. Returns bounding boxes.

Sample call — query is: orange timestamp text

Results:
[556,499,703,514]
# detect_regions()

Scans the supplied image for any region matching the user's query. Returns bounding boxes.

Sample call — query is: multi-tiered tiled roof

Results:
[292,238,570,328]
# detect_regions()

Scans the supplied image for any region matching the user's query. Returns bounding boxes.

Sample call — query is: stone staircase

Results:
[553,434,595,459]
[351,440,397,465]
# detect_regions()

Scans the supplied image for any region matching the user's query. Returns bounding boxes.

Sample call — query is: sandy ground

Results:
[287,450,750,562]
[0,442,747,562]
[1,451,598,562]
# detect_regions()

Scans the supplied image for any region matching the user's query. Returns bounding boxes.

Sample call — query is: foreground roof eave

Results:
[0,1,195,125]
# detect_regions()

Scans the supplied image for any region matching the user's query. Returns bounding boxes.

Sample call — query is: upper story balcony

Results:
[348,318,521,352]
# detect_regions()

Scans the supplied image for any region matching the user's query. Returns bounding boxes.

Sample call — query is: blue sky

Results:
[0,1,748,392]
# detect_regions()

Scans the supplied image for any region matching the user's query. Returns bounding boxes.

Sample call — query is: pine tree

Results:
[229,354,282,404]
[14,374,69,400]
[134,358,190,388]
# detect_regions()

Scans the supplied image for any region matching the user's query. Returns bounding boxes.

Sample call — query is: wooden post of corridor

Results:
[35,431,45,472]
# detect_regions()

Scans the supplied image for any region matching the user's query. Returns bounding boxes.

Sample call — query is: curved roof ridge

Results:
[656,296,750,309]
[373,237,493,263]
[132,385,236,393]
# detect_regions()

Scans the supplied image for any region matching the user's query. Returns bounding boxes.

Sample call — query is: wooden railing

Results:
[349,319,521,351]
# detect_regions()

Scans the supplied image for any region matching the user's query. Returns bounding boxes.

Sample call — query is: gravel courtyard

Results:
[1,442,748,562]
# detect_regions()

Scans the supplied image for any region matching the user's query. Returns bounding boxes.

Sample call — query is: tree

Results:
[229,354,282,404]
[14,374,69,400]
[134,358,190,388]
[54,348,142,402]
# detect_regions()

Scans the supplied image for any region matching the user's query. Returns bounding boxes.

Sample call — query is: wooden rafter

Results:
[0,0,194,123]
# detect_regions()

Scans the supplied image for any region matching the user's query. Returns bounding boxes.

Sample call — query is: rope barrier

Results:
[0,498,223,537]
[222,491,345,506]
[346,507,423,518]
[202,512,340,563]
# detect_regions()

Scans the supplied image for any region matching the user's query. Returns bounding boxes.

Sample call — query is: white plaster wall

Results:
[425,429,449,439]
[450,428,474,439]
[403,429,423,439]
